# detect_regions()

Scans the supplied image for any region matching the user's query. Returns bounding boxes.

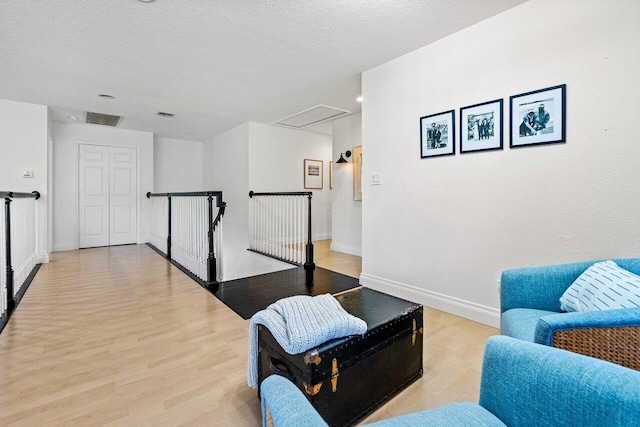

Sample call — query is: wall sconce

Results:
[336,150,352,163]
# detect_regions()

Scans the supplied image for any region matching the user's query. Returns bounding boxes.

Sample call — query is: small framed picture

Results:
[420,110,455,158]
[304,159,323,189]
[460,99,503,153]
[510,84,566,148]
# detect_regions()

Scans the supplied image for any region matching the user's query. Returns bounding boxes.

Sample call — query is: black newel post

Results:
[167,196,172,260]
[206,195,216,284]
[303,193,315,285]
[4,198,15,313]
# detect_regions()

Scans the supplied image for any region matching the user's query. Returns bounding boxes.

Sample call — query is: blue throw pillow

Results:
[560,260,640,312]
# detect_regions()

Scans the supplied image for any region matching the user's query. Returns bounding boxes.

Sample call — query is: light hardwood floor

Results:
[313,240,362,279]
[0,243,497,426]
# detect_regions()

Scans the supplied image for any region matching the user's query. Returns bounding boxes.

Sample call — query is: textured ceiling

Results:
[0,0,527,141]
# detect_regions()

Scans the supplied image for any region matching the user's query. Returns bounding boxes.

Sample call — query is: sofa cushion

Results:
[365,402,505,427]
[560,260,640,312]
[501,308,558,341]
[480,336,640,427]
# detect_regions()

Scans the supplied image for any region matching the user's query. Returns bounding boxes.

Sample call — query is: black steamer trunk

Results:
[257,287,424,427]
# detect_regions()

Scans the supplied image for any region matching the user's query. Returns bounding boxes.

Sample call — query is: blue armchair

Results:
[500,258,640,370]
[260,336,640,426]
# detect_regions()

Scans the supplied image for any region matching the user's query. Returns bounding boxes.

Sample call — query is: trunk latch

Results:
[331,358,339,392]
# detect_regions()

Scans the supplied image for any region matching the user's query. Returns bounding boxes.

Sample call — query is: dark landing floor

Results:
[209,267,360,319]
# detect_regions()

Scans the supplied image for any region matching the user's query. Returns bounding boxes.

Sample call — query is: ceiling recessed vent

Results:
[84,112,122,127]
[273,104,351,128]
[157,112,175,117]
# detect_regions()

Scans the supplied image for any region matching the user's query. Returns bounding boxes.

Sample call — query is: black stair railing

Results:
[146,191,226,287]
[0,191,41,333]
[248,191,315,284]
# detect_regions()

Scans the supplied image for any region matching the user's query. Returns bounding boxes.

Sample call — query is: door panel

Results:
[113,167,132,196]
[79,145,110,248]
[113,205,132,233]
[85,167,105,196]
[84,206,106,236]
[109,147,137,245]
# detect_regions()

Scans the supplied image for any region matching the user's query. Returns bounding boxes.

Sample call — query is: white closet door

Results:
[78,144,138,248]
[79,145,110,248]
[109,147,137,245]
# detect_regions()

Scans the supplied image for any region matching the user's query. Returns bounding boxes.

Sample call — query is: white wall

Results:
[47,111,54,255]
[248,122,333,241]
[361,0,640,327]
[203,122,333,281]
[51,122,153,251]
[153,137,204,192]
[331,113,362,256]
[204,123,271,280]
[0,99,49,262]
[204,122,250,245]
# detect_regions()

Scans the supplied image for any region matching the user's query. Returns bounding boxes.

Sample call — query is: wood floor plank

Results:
[0,243,498,426]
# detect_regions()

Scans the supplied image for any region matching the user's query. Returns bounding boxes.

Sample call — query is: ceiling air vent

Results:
[157,112,174,117]
[273,104,351,128]
[84,112,123,127]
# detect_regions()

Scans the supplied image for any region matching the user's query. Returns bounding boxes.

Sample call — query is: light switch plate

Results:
[372,174,381,185]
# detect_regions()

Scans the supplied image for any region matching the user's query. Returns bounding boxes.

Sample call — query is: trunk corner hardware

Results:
[304,350,322,366]
[303,381,322,396]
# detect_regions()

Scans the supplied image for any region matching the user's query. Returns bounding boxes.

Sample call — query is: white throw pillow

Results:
[560,260,640,312]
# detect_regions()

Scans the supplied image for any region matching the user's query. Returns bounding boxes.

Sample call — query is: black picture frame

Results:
[420,110,455,158]
[510,84,566,148]
[460,99,503,153]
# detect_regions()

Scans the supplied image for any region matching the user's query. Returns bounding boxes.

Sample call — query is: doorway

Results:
[78,144,138,248]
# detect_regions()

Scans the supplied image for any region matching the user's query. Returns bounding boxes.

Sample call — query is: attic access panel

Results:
[273,104,351,128]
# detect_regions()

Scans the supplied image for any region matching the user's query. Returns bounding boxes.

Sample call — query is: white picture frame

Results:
[304,159,323,189]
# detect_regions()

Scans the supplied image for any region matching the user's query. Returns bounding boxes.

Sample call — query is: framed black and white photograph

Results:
[303,159,323,189]
[510,84,566,148]
[460,99,503,153]
[420,110,455,158]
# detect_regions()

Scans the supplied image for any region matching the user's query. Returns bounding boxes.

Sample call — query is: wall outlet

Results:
[372,174,382,185]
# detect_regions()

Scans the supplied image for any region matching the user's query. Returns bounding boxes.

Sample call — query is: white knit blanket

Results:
[247,293,367,388]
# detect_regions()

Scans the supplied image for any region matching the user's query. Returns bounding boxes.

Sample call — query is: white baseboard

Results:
[359,273,500,328]
[330,242,362,257]
[36,253,49,264]
[53,242,77,252]
[312,232,332,242]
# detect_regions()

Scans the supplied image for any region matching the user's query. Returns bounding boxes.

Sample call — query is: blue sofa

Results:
[500,258,640,369]
[260,336,640,426]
